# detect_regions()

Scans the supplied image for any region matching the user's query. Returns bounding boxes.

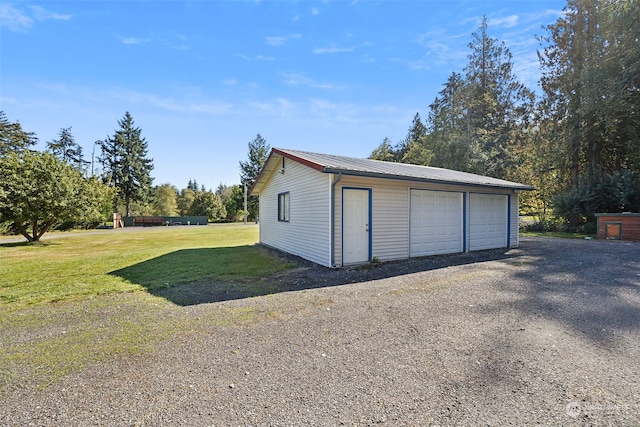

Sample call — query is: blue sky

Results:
[1,0,565,189]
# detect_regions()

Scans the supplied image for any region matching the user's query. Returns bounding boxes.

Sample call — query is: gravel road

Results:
[2,237,639,426]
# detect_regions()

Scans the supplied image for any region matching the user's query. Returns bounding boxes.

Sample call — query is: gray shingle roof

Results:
[252,148,535,193]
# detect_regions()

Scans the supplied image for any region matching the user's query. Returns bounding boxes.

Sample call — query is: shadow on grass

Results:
[0,240,59,248]
[110,245,295,306]
[110,244,519,306]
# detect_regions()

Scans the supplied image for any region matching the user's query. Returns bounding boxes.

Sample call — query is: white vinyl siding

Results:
[258,158,331,267]
[510,192,520,247]
[332,175,520,266]
[333,176,410,266]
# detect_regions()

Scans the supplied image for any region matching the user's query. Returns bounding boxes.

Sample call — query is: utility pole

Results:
[244,182,248,225]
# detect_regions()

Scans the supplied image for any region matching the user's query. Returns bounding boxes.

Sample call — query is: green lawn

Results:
[0,224,297,394]
[520,230,596,239]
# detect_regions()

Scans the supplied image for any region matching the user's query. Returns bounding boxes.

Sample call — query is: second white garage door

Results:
[410,189,463,257]
[469,193,508,251]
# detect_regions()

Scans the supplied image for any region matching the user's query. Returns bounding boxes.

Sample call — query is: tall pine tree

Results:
[425,72,474,171]
[239,134,270,219]
[399,113,432,165]
[421,18,534,178]
[99,112,154,216]
[46,127,88,170]
[462,16,535,178]
[538,0,640,224]
[0,111,38,156]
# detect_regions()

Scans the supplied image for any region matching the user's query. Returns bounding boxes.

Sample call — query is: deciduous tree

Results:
[152,184,179,216]
[177,187,196,216]
[216,183,245,221]
[190,190,226,221]
[0,151,115,242]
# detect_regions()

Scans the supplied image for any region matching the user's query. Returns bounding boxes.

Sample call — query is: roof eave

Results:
[249,150,278,195]
[322,167,536,191]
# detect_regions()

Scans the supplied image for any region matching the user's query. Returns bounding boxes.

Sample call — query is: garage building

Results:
[251,148,534,267]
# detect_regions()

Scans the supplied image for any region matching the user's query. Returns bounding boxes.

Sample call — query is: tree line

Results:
[370,1,640,232]
[0,111,254,242]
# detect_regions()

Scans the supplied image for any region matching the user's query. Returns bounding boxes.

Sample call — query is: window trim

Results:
[278,192,290,222]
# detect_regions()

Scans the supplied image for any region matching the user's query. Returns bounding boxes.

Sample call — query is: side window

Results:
[278,192,290,222]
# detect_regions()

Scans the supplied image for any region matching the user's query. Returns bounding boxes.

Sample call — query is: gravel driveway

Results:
[2,237,639,425]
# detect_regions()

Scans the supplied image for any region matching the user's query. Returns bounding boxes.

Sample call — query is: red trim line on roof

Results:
[272,148,325,172]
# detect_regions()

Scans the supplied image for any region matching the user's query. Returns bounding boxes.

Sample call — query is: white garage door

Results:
[469,194,508,251]
[410,189,463,257]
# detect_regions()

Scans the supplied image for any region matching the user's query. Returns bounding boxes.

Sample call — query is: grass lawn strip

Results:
[0,224,296,394]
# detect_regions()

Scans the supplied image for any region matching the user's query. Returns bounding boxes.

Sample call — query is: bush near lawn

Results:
[0,224,296,394]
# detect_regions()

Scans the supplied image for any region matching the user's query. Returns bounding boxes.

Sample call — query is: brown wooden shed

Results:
[595,213,640,241]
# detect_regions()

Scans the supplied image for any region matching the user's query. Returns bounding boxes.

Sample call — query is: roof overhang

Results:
[251,148,536,195]
[321,167,535,191]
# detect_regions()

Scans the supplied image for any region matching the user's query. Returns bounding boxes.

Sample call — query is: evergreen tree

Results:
[187,179,200,192]
[239,134,270,219]
[369,137,398,162]
[239,134,270,189]
[398,113,432,165]
[538,0,640,225]
[99,112,154,216]
[0,111,38,156]
[426,72,474,171]
[462,16,535,178]
[46,127,88,170]
[419,18,533,178]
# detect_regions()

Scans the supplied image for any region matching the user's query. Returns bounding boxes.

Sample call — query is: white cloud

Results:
[0,4,69,32]
[526,8,565,21]
[311,7,319,16]
[120,36,150,45]
[414,28,469,67]
[281,72,344,90]
[0,4,33,31]
[489,14,519,28]
[249,98,295,118]
[266,34,301,47]
[106,87,235,115]
[359,54,376,64]
[313,46,355,54]
[29,5,71,22]
[168,44,189,50]
[236,54,275,61]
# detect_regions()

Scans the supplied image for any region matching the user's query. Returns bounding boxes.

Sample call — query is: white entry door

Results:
[469,193,508,251]
[410,189,463,257]
[343,188,370,264]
